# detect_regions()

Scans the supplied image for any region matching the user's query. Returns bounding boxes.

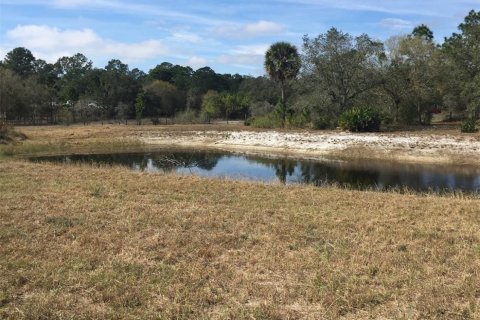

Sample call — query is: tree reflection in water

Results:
[32,150,480,193]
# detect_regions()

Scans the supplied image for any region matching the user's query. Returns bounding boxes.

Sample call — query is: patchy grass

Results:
[0,125,144,159]
[1,160,479,319]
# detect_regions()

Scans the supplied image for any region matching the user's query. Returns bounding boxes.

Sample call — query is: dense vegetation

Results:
[1,10,478,129]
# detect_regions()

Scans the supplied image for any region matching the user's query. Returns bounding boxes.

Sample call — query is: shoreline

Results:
[141,129,480,166]
[3,125,479,166]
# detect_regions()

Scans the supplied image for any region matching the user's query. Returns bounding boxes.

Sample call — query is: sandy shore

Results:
[142,130,480,165]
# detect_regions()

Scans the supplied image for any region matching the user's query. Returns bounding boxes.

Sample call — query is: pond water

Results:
[32,149,480,193]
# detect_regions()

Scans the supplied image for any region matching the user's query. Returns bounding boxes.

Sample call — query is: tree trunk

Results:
[417,102,422,124]
[395,99,400,124]
[281,81,286,127]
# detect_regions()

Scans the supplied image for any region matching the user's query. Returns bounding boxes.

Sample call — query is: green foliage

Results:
[412,24,434,41]
[175,110,200,124]
[201,90,222,121]
[3,47,36,77]
[244,117,254,126]
[286,107,310,128]
[57,106,74,125]
[200,91,249,122]
[264,42,301,85]
[249,113,282,129]
[460,118,478,133]
[1,10,478,130]
[265,42,301,126]
[311,114,333,130]
[143,80,183,118]
[221,92,249,122]
[135,92,145,125]
[338,107,381,132]
[302,28,385,114]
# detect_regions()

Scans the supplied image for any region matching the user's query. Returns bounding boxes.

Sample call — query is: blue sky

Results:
[0,0,478,75]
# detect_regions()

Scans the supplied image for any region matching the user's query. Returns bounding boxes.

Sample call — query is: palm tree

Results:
[264,42,301,126]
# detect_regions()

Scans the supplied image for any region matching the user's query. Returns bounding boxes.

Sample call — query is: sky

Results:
[0,0,479,76]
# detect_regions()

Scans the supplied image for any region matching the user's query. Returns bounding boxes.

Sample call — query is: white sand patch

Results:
[142,130,480,165]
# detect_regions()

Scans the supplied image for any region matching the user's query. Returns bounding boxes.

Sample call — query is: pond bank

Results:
[3,125,479,166]
[142,129,480,165]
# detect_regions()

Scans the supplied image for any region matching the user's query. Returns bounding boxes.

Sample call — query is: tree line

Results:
[1,10,478,129]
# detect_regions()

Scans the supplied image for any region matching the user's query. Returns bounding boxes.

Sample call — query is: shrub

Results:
[57,107,74,125]
[338,107,381,132]
[175,110,202,124]
[283,107,309,128]
[249,113,282,129]
[0,124,9,142]
[244,117,254,126]
[311,115,332,130]
[460,118,478,133]
[0,124,27,144]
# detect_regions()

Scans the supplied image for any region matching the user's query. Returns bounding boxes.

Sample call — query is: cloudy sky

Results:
[0,0,478,75]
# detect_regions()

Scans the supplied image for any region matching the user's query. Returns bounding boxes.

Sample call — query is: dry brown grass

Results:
[1,160,479,319]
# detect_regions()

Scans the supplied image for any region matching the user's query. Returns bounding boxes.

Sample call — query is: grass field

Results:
[1,124,479,319]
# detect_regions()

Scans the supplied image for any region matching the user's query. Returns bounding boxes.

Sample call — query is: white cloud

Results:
[233,44,270,55]
[187,56,208,69]
[4,25,169,63]
[170,32,203,44]
[48,0,225,26]
[280,0,479,18]
[217,54,263,65]
[244,20,283,34]
[217,44,269,68]
[379,18,414,30]
[52,0,92,7]
[214,20,283,38]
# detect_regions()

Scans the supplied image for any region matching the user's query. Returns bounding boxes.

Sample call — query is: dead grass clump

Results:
[0,124,27,144]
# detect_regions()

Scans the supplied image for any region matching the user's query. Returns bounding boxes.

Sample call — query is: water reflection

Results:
[32,150,480,193]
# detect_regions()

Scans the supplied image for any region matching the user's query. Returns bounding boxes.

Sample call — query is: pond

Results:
[32,149,480,193]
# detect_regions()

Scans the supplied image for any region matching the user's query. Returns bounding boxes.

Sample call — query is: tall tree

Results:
[135,92,145,125]
[442,10,480,118]
[398,34,440,124]
[381,35,412,123]
[220,92,249,123]
[3,47,36,77]
[264,42,301,126]
[54,53,93,102]
[302,28,384,117]
[412,24,434,41]
[143,80,183,120]
[201,90,222,123]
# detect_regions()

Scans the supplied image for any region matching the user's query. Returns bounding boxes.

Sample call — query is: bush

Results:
[0,124,27,144]
[244,117,254,126]
[460,118,478,133]
[311,115,332,130]
[57,107,74,125]
[338,107,381,132]
[249,113,282,129]
[175,110,202,124]
[283,107,309,128]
